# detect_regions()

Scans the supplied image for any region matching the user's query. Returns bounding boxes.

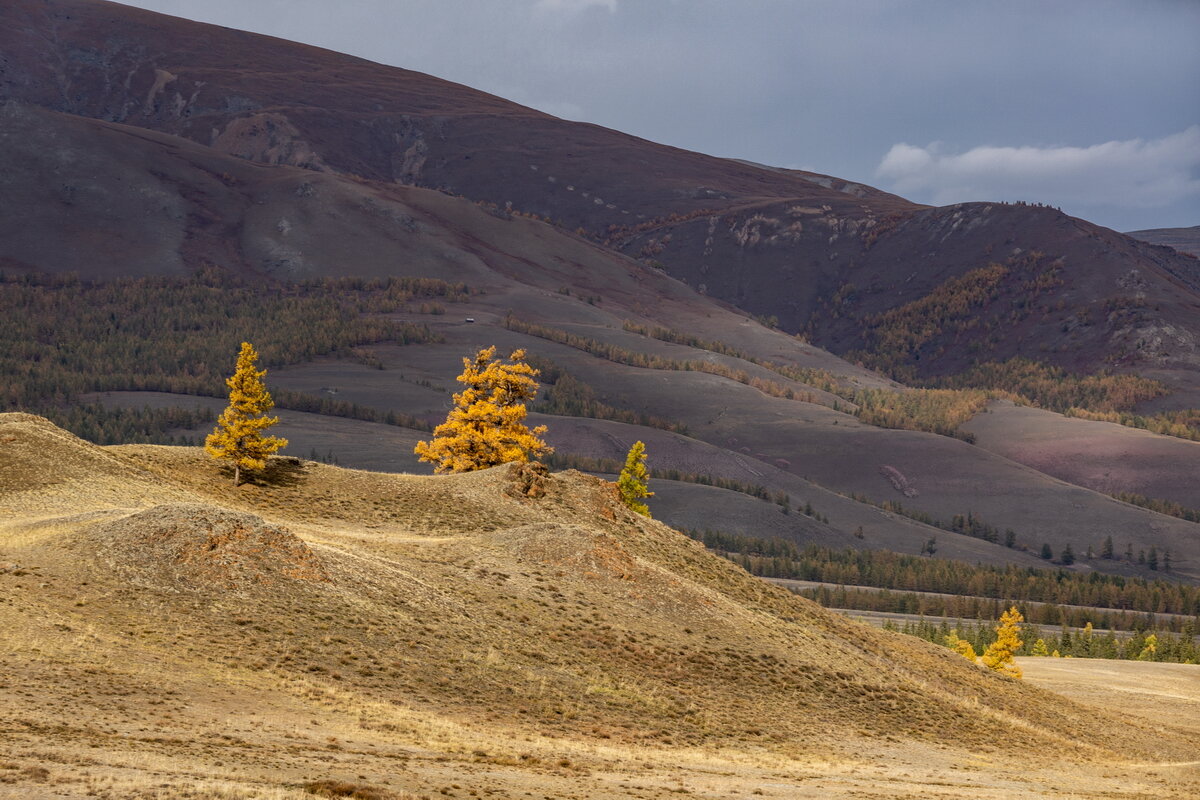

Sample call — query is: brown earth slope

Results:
[1,413,1198,798]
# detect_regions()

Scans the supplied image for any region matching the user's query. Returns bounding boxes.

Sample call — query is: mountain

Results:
[3,0,1200,397]
[1127,225,1200,257]
[1,413,1196,798]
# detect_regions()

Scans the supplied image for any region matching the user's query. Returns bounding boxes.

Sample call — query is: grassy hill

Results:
[2,413,1198,798]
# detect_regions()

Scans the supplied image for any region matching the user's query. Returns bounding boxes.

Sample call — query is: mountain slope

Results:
[4,0,1200,390]
[2,413,1197,798]
[1127,225,1200,257]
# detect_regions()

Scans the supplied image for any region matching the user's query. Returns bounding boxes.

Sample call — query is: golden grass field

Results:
[2,413,1198,799]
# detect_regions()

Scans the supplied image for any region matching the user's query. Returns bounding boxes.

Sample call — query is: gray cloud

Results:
[878,127,1200,214]
[533,0,617,12]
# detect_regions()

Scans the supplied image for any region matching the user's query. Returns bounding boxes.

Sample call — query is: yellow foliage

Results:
[205,342,288,485]
[415,346,550,473]
[1137,633,1158,661]
[851,387,990,441]
[980,605,1024,679]
[944,632,977,663]
[1031,638,1050,657]
[617,441,653,517]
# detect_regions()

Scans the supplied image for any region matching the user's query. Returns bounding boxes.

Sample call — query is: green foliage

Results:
[530,358,688,434]
[546,453,801,514]
[507,316,824,404]
[47,403,215,445]
[857,261,1013,371]
[934,357,1166,414]
[517,316,1001,441]
[617,441,653,517]
[621,320,846,397]
[0,271,443,442]
[1108,491,1200,522]
[849,387,988,441]
[835,251,1199,442]
[682,536,1200,621]
[844,493,1011,546]
[897,618,1198,664]
[847,252,1064,375]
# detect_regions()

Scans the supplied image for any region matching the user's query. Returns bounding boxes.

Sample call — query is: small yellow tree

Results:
[205,342,288,486]
[415,346,550,473]
[1137,633,1158,661]
[617,440,653,517]
[1030,638,1050,657]
[944,631,977,662]
[980,605,1025,679]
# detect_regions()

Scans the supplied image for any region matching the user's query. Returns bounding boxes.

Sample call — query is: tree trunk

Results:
[234,464,241,487]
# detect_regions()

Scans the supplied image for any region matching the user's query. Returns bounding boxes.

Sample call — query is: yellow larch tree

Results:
[980,605,1025,679]
[1137,633,1158,661]
[414,346,550,473]
[205,341,288,486]
[617,440,653,517]
[944,631,977,663]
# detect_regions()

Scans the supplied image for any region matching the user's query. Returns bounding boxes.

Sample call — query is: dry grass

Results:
[2,413,1198,798]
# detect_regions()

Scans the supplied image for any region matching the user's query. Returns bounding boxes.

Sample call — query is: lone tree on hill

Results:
[617,440,653,517]
[205,341,288,486]
[980,605,1025,679]
[415,346,550,473]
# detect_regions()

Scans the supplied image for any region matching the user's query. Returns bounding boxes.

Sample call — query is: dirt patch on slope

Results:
[69,504,329,591]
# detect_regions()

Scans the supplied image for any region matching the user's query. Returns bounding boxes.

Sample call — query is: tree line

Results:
[683,534,1200,617]
[0,270,448,441]
[895,618,1198,664]
[794,583,1195,634]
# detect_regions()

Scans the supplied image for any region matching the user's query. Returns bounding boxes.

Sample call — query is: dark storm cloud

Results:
[120,0,1200,231]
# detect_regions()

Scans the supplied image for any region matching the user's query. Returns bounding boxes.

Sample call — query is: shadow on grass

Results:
[213,457,309,489]
[256,456,308,488]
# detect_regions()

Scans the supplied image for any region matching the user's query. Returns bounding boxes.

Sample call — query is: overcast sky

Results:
[120,0,1199,232]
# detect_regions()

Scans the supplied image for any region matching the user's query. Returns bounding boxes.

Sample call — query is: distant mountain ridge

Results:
[3,0,1200,397]
[1126,225,1200,257]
